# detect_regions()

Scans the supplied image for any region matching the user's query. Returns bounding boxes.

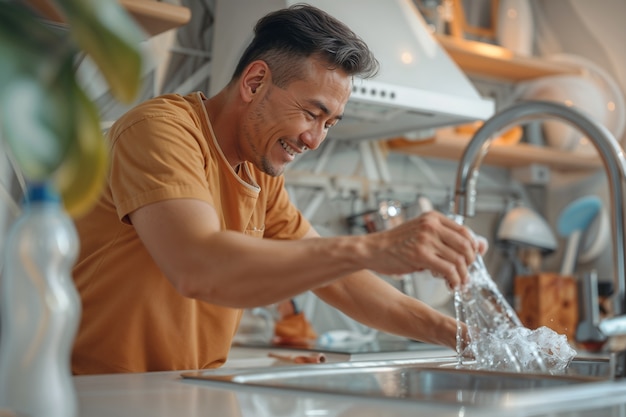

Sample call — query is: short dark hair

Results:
[231,3,379,87]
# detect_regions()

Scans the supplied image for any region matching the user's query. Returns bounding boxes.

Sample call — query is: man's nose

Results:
[301,125,327,150]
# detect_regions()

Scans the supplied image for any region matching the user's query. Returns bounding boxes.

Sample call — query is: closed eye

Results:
[304,99,343,129]
[305,110,317,121]
[305,111,339,130]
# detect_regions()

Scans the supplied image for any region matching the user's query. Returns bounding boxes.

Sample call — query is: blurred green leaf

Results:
[53,0,144,103]
[53,78,109,217]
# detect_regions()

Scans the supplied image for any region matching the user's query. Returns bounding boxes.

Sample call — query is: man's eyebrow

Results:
[308,99,343,120]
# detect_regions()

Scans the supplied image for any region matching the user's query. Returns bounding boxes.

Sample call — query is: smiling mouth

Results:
[279,139,299,156]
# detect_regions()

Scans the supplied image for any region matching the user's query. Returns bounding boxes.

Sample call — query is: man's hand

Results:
[362,211,481,290]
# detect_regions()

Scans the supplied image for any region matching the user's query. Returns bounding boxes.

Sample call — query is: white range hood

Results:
[210,0,495,141]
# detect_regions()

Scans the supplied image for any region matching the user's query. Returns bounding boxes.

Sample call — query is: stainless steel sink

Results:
[564,354,613,378]
[182,355,626,412]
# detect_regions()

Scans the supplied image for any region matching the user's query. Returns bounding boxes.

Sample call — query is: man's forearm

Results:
[314,270,459,349]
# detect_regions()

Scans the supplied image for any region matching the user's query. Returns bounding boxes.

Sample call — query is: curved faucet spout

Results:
[451,100,626,321]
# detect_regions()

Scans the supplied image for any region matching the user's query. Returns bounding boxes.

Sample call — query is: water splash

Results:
[455,254,577,374]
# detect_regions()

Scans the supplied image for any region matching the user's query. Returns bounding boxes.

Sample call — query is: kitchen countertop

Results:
[73,345,626,417]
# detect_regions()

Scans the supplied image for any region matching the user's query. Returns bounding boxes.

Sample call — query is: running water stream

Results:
[454,254,577,374]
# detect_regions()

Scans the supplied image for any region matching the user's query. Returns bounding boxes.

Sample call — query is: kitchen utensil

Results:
[578,202,610,263]
[495,205,556,304]
[557,196,603,276]
[347,200,404,234]
[496,205,557,252]
[267,352,327,364]
[575,270,607,349]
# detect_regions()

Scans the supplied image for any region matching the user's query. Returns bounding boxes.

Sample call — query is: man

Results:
[71,4,481,374]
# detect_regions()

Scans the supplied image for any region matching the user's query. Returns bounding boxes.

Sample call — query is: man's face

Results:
[243,58,351,176]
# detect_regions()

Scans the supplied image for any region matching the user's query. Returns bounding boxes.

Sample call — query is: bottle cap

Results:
[24,182,61,205]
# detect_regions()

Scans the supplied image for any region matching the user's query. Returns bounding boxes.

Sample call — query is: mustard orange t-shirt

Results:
[71,92,311,374]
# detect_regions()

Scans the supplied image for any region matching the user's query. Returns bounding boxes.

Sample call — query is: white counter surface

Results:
[74,347,626,417]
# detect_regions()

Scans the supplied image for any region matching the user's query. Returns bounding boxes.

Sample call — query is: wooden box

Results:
[514,273,578,340]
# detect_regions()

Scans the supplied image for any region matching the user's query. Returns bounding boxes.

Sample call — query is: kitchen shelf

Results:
[26,0,191,37]
[386,129,603,172]
[418,37,596,172]
[435,35,582,81]
[120,0,191,36]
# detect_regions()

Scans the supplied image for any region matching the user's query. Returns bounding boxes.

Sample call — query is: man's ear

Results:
[240,61,269,102]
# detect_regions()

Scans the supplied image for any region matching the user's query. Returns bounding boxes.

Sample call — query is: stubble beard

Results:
[247,96,284,177]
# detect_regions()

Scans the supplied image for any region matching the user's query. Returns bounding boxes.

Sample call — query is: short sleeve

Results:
[109,113,214,222]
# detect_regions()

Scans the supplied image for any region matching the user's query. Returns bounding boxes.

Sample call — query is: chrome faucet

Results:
[451,100,626,377]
